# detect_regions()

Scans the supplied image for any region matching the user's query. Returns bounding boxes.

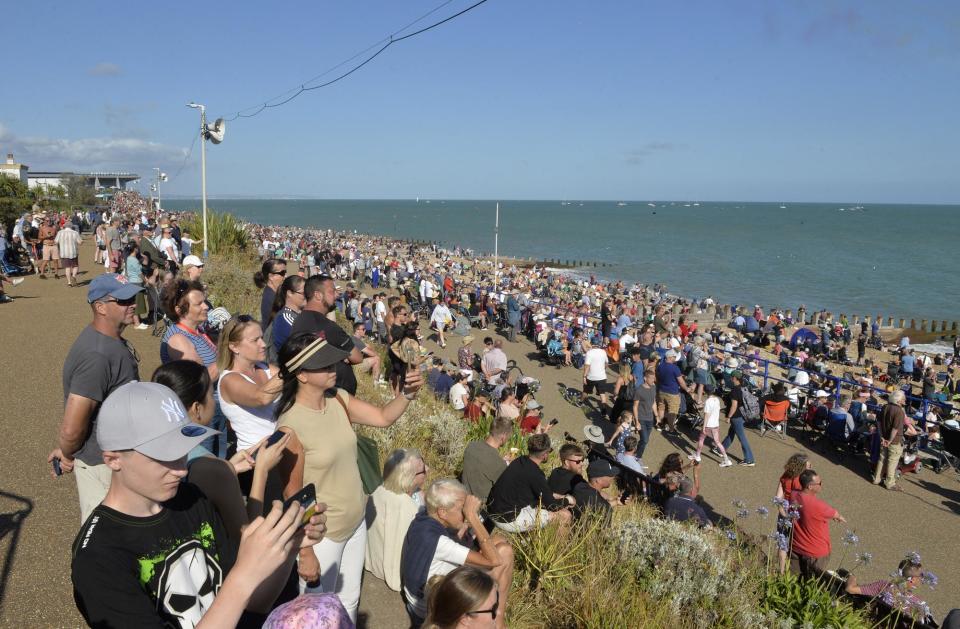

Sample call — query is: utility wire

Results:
[218,0,488,122]
[170,132,199,181]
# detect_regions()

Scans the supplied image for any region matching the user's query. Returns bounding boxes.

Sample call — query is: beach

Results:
[2,231,959,627]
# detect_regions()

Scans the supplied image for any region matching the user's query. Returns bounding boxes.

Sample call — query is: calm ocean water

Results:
[164,199,959,322]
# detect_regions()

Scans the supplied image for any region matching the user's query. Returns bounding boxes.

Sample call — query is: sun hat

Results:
[583,425,605,444]
[96,381,219,461]
[665,349,678,360]
[725,357,739,369]
[182,254,204,268]
[814,389,830,398]
[87,273,145,304]
[285,331,351,371]
[461,335,475,345]
[525,399,542,411]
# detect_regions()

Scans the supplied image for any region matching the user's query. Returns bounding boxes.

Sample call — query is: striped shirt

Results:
[54,227,82,259]
[161,323,217,367]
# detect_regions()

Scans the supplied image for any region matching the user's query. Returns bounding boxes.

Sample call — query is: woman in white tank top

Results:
[216,316,283,450]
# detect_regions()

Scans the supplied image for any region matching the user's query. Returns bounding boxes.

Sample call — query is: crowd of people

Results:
[28,209,958,628]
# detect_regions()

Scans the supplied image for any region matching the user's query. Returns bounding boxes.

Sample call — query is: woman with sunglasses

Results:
[424,566,499,629]
[268,275,306,356]
[275,331,423,623]
[254,257,286,331]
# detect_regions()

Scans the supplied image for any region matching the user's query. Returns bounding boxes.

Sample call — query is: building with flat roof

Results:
[0,152,139,193]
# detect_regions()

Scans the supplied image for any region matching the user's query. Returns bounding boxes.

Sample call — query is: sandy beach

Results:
[1,236,958,628]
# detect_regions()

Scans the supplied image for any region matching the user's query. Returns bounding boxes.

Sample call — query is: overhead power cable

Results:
[219,0,489,122]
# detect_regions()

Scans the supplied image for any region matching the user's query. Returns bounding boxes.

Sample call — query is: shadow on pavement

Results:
[0,490,34,609]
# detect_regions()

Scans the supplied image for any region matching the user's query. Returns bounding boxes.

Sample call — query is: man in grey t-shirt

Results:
[632,368,660,458]
[48,273,143,522]
[460,417,512,503]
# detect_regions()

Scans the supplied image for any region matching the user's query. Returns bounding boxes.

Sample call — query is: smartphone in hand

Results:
[52,458,62,476]
[283,483,317,528]
[252,430,285,460]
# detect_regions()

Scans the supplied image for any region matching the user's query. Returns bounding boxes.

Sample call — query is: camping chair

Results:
[1,254,29,276]
[760,399,790,439]
[823,410,854,459]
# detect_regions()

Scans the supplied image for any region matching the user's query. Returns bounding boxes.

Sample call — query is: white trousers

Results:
[301,517,367,623]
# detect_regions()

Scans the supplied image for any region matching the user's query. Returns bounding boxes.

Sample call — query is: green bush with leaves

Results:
[762,571,870,629]
[180,210,249,256]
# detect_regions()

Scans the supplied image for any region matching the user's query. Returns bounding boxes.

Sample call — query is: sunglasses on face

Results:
[467,590,499,620]
[103,296,137,306]
[270,269,287,276]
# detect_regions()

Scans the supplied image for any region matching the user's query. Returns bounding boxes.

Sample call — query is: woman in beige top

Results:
[276,330,423,623]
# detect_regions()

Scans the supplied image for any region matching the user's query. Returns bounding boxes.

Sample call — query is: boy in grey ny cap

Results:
[71,381,328,628]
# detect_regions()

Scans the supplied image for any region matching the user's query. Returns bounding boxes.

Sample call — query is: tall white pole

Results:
[494,202,499,283]
[153,167,162,212]
[199,107,208,259]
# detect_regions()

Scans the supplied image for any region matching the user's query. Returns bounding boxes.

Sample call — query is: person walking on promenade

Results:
[47,273,144,522]
[719,371,756,466]
[54,221,82,287]
[873,389,907,491]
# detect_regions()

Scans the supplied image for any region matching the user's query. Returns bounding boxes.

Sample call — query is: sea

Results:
[163,199,959,326]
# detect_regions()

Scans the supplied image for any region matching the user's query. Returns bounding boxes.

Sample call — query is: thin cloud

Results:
[0,122,186,172]
[624,142,685,165]
[88,62,122,77]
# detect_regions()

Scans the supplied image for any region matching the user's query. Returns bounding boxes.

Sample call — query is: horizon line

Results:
[158,196,960,206]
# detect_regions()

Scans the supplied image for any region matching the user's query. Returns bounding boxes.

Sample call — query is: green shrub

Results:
[180,210,249,256]
[761,571,870,629]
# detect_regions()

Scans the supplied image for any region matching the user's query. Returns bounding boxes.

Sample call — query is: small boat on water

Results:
[647,202,656,207]
[617,202,627,206]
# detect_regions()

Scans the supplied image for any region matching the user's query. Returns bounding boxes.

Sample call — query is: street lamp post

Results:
[152,167,168,212]
[186,102,208,259]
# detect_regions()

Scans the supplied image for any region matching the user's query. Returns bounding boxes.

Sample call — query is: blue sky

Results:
[3,1,958,202]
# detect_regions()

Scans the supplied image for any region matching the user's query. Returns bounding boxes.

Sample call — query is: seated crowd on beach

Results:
[30,196,959,628]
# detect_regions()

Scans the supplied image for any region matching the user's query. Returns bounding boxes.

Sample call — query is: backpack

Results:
[739,387,761,421]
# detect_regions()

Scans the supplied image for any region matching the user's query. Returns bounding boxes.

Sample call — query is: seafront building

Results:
[0,152,139,196]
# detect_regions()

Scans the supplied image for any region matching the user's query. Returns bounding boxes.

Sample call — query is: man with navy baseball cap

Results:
[72,381,329,628]
[49,273,146,522]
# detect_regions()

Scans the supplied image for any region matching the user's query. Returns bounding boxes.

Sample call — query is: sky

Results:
[2,1,959,203]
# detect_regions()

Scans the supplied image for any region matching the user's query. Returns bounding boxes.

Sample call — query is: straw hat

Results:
[461,335,474,345]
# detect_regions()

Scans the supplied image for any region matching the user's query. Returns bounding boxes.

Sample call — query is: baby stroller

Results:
[679,390,703,431]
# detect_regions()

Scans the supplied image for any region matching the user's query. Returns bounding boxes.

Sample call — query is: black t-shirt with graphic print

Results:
[72,483,236,629]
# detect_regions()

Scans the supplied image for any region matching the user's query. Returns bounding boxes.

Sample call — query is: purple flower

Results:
[772,496,790,509]
[756,506,770,518]
[769,532,789,552]
[736,508,750,519]
[906,551,922,565]
[725,530,737,541]
[856,552,873,566]
[842,530,860,546]
[921,572,938,589]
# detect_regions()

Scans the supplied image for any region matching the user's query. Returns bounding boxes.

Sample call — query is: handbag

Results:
[332,392,382,494]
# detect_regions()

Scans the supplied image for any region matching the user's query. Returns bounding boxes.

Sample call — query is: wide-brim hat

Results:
[462,335,475,345]
[285,332,350,371]
[583,424,604,444]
